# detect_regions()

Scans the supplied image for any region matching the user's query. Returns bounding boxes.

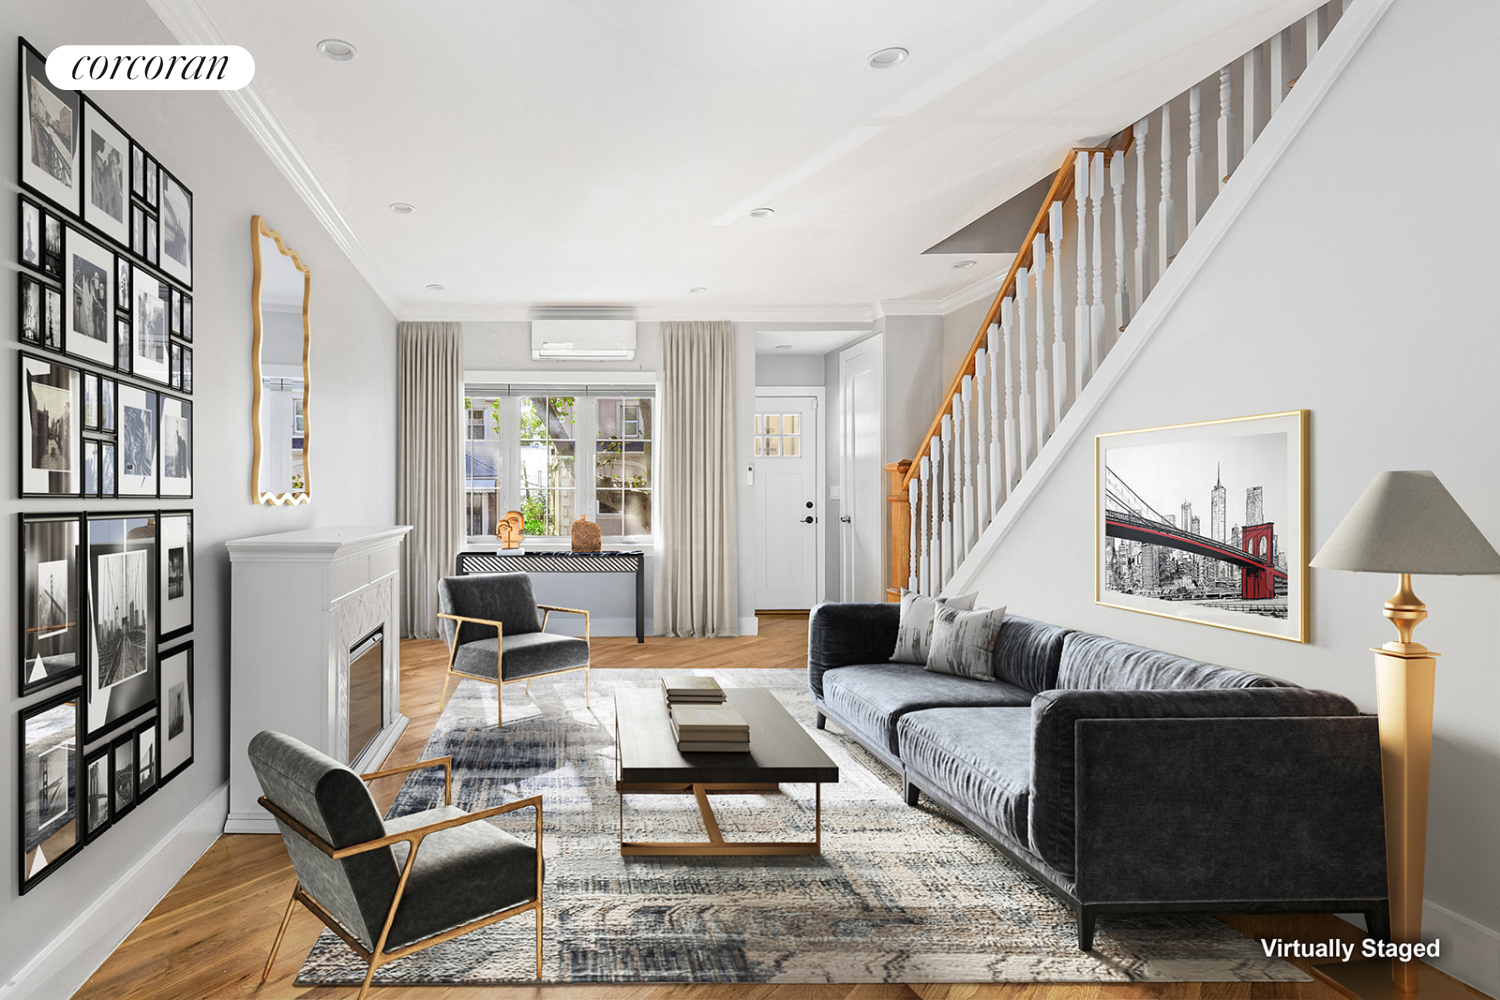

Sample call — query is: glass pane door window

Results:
[519,396,576,537]
[595,396,652,537]
[754,411,800,458]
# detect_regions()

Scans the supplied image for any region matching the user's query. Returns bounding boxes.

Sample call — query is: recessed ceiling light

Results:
[775,344,793,351]
[316,39,358,62]
[425,283,445,291]
[867,47,908,70]
[388,202,415,214]
[951,259,977,269]
[688,286,708,294]
[749,207,776,219]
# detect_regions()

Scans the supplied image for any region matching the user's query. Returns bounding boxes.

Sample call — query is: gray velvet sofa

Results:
[808,602,1389,950]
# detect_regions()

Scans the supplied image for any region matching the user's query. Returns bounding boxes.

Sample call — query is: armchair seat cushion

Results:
[383,805,538,951]
[821,663,1033,755]
[453,631,590,681]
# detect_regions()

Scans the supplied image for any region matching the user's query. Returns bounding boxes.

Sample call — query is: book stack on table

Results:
[661,676,726,704]
[668,702,751,753]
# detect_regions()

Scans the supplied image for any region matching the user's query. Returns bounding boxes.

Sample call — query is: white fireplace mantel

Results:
[225,525,412,834]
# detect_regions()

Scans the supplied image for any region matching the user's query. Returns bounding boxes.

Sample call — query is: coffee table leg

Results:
[616,781,824,856]
[692,784,725,845]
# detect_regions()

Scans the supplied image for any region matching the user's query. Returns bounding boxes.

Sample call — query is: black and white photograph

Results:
[86,513,156,741]
[117,383,158,496]
[1096,410,1308,642]
[84,372,99,429]
[136,721,158,801]
[145,213,158,265]
[44,286,63,350]
[20,197,42,269]
[170,288,182,335]
[131,142,145,198]
[158,512,192,641]
[20,274,44,345]
[170,342,182,390]
[66,227,117,368]
[130,204,145,257]
[158,643,193,785]
[20,513,83,695]
[111,735,135,819]
[21,354,81,496]
[84,746,111,842]
[182,347,193,394]
[20,690,80,893]
[82,101,130,246]
[131,265,170,383]
[181,297,192,342]
[101,442,117,496]
[159,396,193,497]
[43,212,63,278]
[84,439,100,497]
[144,155,158,206]
[20,39,81,212]
[116,317,131,372]
[116,254,130,311]
[101,377,116,432]
[159,169,192,286]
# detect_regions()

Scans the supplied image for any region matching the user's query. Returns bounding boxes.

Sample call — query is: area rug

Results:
[295,667,1308,985]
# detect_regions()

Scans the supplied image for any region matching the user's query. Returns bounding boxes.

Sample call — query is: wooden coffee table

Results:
[614,687,839,856]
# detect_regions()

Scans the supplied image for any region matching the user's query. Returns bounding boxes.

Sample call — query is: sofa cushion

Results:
[891,590,977,664]
[897,707,1032,846]
[989,614,1071,693]
[822,663,1033,756]
[453,631,589,681]
[925,605,1007,680]
[807,602,901,700]
[1057,631,1291,691]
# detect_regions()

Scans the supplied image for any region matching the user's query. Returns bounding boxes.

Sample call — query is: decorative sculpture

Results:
[496,510,525,550]
[571,515,602,553]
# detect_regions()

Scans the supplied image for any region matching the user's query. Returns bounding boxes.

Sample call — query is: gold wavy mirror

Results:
[250,215,311,505]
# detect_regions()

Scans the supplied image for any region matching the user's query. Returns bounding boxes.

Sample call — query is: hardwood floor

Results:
[73,618,1486,1000]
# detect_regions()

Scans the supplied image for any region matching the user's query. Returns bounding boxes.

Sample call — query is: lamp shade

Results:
[1310,471,1500,574]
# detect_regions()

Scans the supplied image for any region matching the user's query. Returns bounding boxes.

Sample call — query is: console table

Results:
[455,549,646,642]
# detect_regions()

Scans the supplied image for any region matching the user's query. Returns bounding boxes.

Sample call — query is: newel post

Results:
[885,460,913,602]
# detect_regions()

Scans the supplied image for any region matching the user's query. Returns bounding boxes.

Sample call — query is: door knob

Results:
[840,515,852,523]
[802,516,815,524]
[805,501,814,509]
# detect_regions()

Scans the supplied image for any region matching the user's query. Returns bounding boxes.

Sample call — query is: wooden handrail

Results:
[899,128,1133,493]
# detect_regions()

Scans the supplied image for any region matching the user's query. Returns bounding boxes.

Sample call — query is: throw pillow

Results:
[890,589,977,665]
[926,605,1009,681]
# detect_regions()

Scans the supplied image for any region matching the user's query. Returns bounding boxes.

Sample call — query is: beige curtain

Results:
[657,320,739,636]
[396,321,464,639]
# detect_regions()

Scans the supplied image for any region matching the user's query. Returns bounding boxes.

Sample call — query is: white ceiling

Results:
[168,0,1320,320]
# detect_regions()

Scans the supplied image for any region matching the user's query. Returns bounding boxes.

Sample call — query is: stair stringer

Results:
[942,0,1394,598]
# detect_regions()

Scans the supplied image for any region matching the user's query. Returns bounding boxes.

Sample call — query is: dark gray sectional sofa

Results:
[808,602,1389,949]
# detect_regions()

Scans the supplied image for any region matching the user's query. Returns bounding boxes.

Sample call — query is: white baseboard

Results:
[0,783,228,1000]
[739,616,759,636]
[542,616,650,638]
[1338,900,1498,998]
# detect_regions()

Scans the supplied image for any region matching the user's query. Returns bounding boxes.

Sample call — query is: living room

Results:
[5,0,1498,998]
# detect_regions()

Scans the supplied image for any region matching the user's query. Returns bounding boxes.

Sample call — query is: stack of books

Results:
[669,702,750,753]
[661,676,726,704]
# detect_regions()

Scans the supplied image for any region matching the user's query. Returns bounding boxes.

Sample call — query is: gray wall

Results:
[754,353,826,387]
[3,1,397,989]
[962,0,1499,990]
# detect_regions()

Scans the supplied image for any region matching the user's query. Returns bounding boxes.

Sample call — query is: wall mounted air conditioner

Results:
[530,319,636,361]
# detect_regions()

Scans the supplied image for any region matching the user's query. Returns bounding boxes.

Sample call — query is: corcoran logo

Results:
[46,45,255,91]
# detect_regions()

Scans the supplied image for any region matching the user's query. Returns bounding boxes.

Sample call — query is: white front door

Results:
[753,395,820,610]
[839,337,884,602]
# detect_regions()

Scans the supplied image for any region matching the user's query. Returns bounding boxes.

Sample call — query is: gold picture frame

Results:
[1095,409,1308,643]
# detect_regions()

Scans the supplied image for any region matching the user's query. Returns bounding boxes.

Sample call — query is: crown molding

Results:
[144,0,404,317]
[403,302,882,325]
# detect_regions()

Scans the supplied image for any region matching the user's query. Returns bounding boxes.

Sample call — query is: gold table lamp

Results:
[1309,471,1500,999]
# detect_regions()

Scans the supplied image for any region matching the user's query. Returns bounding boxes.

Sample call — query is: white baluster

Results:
[1305,9,1324,69]
[1110,150,1127,332]
[1187,85,1203,231]
[1243,46,1261,156]
[1133,116,1150,305]
[1089,151,1106,373]
[1032,233,1051,448]
[973,346,990,529]
[1270,28,1289,115]
[1001,300,1018,492]
[1074,153,1091,397]
[951,390,966,560]
[907,468,919,593]
[960,379,975,556]
[919,455,932,595]
[940,415,953,588]
[1159,101,1176,268]
[1049,200,1068,427]
[1217,65,1235,191]
[1015,268,1034,473]
[987,324,1003,512]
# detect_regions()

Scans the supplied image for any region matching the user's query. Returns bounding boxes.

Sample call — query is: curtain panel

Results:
[396,321,464,639]
[657,320,740,637]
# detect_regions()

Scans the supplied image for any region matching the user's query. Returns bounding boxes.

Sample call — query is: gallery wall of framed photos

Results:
[15,36,196,894]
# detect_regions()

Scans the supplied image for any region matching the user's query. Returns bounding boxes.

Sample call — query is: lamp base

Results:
[1313,959,1476,1000]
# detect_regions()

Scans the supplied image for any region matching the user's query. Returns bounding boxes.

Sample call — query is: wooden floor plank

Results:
[70,618,1488,1000]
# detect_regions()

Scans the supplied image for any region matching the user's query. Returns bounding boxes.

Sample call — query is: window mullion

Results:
[577,393,597,525]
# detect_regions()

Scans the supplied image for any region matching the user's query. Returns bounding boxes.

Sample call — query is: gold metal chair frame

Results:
[259,756,543,998]
[437,605,591,726]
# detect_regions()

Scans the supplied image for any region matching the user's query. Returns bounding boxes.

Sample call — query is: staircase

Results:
[887,0,1350,601]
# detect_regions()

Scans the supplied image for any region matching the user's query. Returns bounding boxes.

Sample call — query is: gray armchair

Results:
[249,731,542,996]
[437,572,590,726]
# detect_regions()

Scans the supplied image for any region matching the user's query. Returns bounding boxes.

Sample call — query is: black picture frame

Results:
[130,142,145,199]
[115,254,130,312]
[130,203,145,258]
[19,194,44,271]
[110,732,136,821]
[130,264,170,385]
[169,287,181,336]
[115,316,131,373]
[181,296,191,343]
[20,687,82,894]
[80,98,130,248]
[100,377,116,432]
[20,353,82,497]
[82,744,111,843]
[19,512,84,696]
[100,441,117,497]
[145,213,157,266]
[135,717,159,802]
[42,211,63,279]
[83,371,100,430]
[83,439,100,498]
[157,510,192,643]
[116,383,158,496]
[83,512,157,743]
[157,642,193,787]
[181,347,193,394]
[169,342,182,390]
[44,284,63,352]
[20,272,44,345]
[157,167,192,288]
[18,38,82,215]
[63,224,117,369]
[158,395,192,498]
[144,154,158,207]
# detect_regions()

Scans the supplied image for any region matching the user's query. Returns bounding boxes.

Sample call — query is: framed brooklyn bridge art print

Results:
[1095,410,1308,642]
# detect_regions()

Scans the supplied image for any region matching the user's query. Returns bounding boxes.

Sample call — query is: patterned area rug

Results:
[295,667,1308,985]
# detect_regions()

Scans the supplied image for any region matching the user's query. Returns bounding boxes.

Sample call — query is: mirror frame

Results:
[250,215,312,505]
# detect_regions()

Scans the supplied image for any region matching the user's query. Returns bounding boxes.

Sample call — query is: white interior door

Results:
[839,337,883,602]
[753,394,820,610]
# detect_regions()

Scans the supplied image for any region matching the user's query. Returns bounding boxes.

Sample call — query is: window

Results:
[464,385,655,542]
[754,411,800,458]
